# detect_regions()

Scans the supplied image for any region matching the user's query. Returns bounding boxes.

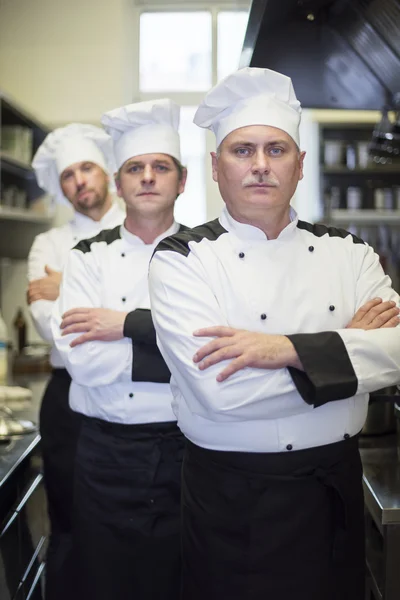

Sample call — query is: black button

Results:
[149,498,155,504]
[308,245,314,252]
[129,393,134,398]
[122,297,126,302]
[239,252,245,259]
[121,253,125,257]
[329,305,335,312]
[260,313,267,320]
[286,444,293,451]
[344,433,350,440]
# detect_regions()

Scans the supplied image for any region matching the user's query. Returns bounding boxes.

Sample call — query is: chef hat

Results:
[193,67,302,147]
[32,123,115,204]
[101,98,181,170]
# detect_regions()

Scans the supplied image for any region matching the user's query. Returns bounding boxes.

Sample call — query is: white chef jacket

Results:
[148,206,400,453]
[28,202,125,368]
[52,221,183,424]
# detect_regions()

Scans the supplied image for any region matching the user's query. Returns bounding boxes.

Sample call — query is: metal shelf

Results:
[0,151,33,178]
[323,166,400,175]
[0,206,51,225]
[329,210,400,225]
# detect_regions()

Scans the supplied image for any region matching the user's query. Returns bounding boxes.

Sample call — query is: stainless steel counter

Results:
[0,374,48,490]
[360,435,400,530]
[360,434,400,600]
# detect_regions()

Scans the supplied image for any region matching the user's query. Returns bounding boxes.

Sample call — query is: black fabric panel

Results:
[73,418,183,600]
[74,225,121,254]
[182,438,365,600]
[297,220,365,245]
[153,219,228,259]
[123,309,155,344]
[287,331,358,408]
[131,342,170,384]
[39,369,82,600]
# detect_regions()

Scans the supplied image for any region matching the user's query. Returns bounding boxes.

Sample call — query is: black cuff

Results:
[287,332,358,408]
[131,343,170,384]
[123,309,156,344]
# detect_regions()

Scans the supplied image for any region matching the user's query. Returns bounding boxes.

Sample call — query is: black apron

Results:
[182,436,365,600]
[73,416,184,600]
[39,368,82,600]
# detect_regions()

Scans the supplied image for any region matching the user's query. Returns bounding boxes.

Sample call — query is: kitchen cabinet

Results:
[0,93,52,259]
[0,445,48,600]
[361,435,400,600]
[320,123,400,292]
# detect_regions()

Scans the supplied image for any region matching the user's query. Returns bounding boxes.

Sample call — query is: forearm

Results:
[30,300,55,343]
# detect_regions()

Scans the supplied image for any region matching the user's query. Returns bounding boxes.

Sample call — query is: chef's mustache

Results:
[242,173,279,187]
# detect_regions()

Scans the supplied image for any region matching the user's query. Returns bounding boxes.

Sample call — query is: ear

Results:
[298,151,306,181]
[177,167,188,195]
[115,172,123,198]
[211,152,218,183]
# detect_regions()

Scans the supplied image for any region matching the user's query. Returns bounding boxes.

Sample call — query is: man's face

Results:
[116,153,186,216]
[211,125,306,220]
[60,161,109,214]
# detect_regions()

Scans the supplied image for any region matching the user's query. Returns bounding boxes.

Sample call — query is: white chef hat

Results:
[193,67,302,147]
[101,98,181,170]
[32,123,115,204]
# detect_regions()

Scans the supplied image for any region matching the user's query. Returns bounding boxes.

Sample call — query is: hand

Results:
[346,298,400,330]
[60,307,128,347]
[27,266,62,303]
[193,326,301,382]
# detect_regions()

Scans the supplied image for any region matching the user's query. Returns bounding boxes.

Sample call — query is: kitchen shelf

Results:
[0,206,51,224]
[323,165,400,175]
[0,93,51,258]
[0,151,34,178]
[329,210,400,225]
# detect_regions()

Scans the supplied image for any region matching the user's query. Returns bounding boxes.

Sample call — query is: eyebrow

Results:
[230,139,289,148]
[124,159,171,168]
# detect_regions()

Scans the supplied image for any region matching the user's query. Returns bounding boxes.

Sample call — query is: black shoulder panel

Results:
[297,220,365,245]
[153,219,228,258]
[73,225,122,254]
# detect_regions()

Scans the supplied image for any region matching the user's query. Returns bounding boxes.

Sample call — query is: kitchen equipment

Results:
[361,387,398,436]
[395,402,400,461]
[0,385,36,440]
[346,186,362,210]
[324,141,343,167]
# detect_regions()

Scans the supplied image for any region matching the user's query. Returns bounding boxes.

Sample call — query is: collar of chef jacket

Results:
[71,201,124,233]
[220,205,299,241]
[120,220,180,246]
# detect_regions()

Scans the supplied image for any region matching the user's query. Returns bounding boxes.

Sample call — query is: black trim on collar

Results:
[153,219,228,258]
[297,220,365,245]
[73,225,121,254]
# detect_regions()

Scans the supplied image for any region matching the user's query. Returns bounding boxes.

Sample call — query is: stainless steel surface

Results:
[361,395,397,436]
[360,435,400,529]
[0,374,48,490]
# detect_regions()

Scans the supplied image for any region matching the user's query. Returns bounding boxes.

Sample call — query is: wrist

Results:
[282,336,303,370]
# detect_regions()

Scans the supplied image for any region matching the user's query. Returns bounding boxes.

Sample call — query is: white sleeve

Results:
[149,249,297,422]
[287,242,400,406]
[338,242,400,393]
[27,233,59,342]
[51,248,133,387]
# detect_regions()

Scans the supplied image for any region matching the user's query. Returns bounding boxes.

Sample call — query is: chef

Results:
[28,124,124,600]
[148,68,400,600]
[52,99,187,600]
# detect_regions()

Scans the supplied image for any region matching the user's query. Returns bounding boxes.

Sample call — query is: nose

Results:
[251,150,271,176]
[74,170,86,188]
[142,164,155,184]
